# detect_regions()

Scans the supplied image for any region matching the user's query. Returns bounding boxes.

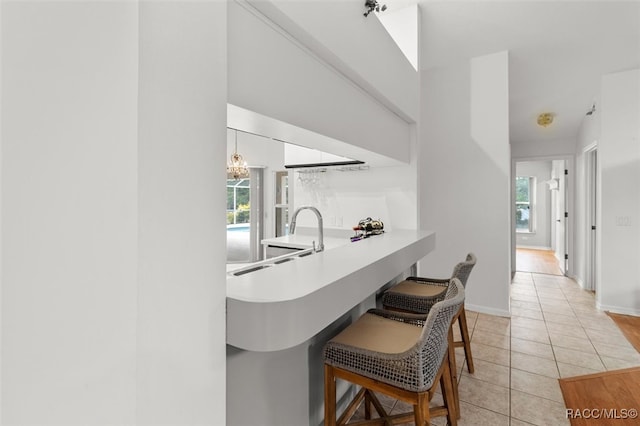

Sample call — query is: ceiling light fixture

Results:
[227,129,249,179]
[537,112,554,128]
[364,0,386,17]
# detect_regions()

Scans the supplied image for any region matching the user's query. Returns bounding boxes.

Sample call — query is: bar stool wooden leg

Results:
[448,328,460,419]
[364,390,372,420]
[458,306,475,374]
[414,392,428,426]
[324,365,336,426]
[441,356,458,426]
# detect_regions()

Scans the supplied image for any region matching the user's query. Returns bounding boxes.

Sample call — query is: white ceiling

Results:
[417,1,640,146]
[235,1,639,160]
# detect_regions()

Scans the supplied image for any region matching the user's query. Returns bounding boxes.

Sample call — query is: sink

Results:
[228,247,315,277]
[232,264,273,276]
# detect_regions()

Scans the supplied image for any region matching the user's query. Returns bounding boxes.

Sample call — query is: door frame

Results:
[511,155,575,277]
[584,143,598,292]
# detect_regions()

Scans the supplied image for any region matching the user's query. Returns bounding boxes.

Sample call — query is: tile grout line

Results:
[514,273,573,424]
[531,273,564,382]
[561,283,608,374]
[508,274,517,426]
[509,271,531,426]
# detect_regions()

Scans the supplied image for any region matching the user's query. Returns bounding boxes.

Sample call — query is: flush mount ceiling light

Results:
[537,112,554,128]
[227,129,249,179]
[364,0,386,17]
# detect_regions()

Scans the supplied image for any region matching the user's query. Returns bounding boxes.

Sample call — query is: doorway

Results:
[585,147,598,291]
[516,248,563,275]
[513,157,572,276]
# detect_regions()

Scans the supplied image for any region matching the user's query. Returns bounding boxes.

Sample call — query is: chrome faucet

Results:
[289,206,324,252]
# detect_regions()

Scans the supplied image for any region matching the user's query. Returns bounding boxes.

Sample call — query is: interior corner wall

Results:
[419,51,511,317]
[597,68,640,315]
[227,1,411,164]
[137,2,227,423]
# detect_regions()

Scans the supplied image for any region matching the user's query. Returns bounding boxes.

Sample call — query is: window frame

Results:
[515,176,536,234]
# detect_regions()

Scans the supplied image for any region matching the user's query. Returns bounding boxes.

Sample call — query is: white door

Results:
[554,160,567,274]
[585,148,598,291]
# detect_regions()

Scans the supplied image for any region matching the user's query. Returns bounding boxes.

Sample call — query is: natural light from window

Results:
[516,176,535,233]
[377,3,418,70]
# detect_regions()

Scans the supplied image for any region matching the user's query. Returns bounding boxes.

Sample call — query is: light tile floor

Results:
[351,272,640,425]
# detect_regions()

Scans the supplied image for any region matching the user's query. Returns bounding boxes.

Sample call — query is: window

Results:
[227,178,250,225]
[274,171,289,237]
[515,176,535,233]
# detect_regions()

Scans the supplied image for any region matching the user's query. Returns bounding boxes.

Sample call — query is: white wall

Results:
[227,0,412,164]
[515,161,552,249]
[419,51,511,317]
[1,2,4,418]
[292,164,417,232]
[2,3,138,423]
[512,137,577,159]
[247,0,419,122]
[378,5,419,71]
[137,3,227,424]
[597,68,640,315]
[1,2,227,424]
[227,130,285,171]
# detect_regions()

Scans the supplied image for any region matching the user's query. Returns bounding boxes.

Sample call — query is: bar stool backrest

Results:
[451,253,477,289]
[416,278,464,390]
[324,280,465,393]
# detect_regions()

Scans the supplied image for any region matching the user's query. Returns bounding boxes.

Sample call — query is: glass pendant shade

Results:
[227,130,249,179]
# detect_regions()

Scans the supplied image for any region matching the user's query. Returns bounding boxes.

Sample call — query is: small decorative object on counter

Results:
[351,217,384,242]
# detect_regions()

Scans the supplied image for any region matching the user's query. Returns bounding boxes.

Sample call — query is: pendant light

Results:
[227,129,249,179]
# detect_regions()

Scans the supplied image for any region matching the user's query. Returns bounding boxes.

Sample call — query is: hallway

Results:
[516,248,563,276]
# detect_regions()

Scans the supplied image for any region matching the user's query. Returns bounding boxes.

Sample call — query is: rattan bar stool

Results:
[323,279,465,426]
[381,254,477,420]
[382,253,477,375]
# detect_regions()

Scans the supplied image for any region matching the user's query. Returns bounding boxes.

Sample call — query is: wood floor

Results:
[559,367,640,425]
[559,312,640,425]
[516,248,563,275]
[607,312,640,353]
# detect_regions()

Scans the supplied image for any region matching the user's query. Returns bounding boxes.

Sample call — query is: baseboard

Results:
[596,302,640,317]
[572,275,585,290]
[516,245,553,251]
[465,303,511,318]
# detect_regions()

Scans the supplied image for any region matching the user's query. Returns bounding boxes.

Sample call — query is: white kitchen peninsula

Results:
[226,229,436,426]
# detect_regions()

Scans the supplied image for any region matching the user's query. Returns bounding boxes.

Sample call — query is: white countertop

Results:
[261,231,352,251]
[227,229,436,352]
